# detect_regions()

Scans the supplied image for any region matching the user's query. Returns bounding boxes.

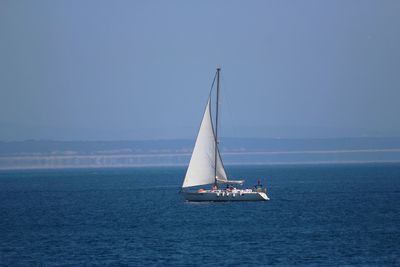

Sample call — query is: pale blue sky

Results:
[1,0,399,140]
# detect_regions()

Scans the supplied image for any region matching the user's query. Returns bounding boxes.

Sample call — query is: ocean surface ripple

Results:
[1,163,399,266]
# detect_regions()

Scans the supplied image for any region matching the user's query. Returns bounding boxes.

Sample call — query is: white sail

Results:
[182,98,227,188]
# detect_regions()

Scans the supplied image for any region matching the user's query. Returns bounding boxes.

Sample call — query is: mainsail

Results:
[182,98,227,188]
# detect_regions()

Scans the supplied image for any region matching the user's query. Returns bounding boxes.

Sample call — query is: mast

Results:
[214,67,221,187]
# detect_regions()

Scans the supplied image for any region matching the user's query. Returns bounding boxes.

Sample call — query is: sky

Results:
[0,0,399,141]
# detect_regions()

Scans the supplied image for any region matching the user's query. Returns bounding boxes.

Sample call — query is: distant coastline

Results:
[1,137,400,170]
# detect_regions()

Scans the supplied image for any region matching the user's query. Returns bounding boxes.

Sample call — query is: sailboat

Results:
[182,68,270,201]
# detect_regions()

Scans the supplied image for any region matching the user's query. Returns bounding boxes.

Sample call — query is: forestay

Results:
[182,98,227,188]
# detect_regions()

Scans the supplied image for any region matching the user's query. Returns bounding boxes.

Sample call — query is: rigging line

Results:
[218,72,230,178]
[208,69,218,150]
[208,70,218,99]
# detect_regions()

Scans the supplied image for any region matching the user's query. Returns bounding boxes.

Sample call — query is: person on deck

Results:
[254,179,263,192]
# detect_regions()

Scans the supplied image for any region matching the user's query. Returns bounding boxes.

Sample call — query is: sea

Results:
[1,163,399,266]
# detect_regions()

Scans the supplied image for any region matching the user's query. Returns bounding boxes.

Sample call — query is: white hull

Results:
[183,190,269,202]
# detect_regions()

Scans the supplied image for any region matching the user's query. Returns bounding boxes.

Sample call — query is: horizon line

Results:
[2,136,400,143]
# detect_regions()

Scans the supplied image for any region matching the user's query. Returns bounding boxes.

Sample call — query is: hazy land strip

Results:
[1,148,400,170]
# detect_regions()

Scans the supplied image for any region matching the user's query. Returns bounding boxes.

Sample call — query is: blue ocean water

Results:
[1,163,399,266]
